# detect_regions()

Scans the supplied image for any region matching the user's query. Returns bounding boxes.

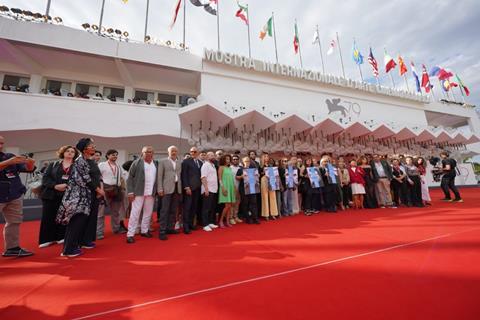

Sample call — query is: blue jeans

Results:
[283,189,293,215]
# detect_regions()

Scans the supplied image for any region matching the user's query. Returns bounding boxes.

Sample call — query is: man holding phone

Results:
[0,136,35,257]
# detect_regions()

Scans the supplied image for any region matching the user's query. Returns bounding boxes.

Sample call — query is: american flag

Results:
[368,47,379,77]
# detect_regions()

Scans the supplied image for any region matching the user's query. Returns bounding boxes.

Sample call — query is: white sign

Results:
[204,49,429,103]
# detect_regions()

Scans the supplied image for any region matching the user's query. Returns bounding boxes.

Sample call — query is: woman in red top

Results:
[348,160,366,209]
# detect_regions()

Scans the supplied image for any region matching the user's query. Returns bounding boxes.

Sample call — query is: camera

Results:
[429,157,443,182]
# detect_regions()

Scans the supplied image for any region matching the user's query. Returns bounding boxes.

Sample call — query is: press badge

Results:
[62,175,69,181]
[5,173,16,179]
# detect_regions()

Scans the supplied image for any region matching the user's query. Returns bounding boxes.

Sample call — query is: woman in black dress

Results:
[56,138,104,257]
[39,146,78,248]
[359,156,378,209]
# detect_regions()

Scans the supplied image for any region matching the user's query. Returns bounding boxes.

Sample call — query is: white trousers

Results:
[127,195,154,237]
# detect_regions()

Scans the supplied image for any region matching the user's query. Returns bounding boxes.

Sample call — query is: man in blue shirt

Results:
[0,136,36,257]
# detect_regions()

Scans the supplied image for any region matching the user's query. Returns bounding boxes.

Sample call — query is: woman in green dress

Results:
[218,154,236,228]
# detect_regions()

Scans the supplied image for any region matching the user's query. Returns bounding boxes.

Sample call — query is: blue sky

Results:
[3,0,479,107]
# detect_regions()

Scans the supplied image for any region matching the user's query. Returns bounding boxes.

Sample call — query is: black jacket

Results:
[181,158,203,191]
[370,160,393,181]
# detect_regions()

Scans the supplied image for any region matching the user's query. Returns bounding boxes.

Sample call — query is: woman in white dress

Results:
[416,157,432,205]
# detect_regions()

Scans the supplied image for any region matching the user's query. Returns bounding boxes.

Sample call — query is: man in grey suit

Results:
[157,146,182,240]
[126,146,158,244]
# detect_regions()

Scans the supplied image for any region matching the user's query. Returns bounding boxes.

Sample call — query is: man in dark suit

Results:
[181,147,203,234]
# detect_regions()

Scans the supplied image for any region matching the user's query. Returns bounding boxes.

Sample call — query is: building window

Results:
[104,87,124,102]
[2,75,30,91]
[76,83,99,97]
[134,90,154,104]
[156,93,176,106]
[46,80,71,96]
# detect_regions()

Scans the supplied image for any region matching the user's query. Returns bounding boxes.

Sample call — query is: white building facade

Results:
[1,17,479,186]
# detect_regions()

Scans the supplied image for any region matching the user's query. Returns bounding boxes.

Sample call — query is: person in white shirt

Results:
[97,149,129,239]
[125,146,158,244]
[200,152,219,232]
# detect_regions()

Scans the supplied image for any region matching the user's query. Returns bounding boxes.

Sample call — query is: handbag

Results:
[104,164,122,200]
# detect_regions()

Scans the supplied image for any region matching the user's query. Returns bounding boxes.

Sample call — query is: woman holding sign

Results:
[319,156,337,213]
[218,155,236,228]
[236,157,260,224]
[260,154,279,221]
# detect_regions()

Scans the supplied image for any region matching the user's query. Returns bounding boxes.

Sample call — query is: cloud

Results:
[2,0,479,107]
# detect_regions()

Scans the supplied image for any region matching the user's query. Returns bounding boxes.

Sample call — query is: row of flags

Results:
[123,0,471,98]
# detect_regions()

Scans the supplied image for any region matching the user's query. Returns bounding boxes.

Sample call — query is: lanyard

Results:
[108,161,118,177]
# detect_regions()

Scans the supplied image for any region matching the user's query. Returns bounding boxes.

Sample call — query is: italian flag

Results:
[259,17,273,40]
[293,22,300,54]
[456,74,470,96]
[235,1,248,25]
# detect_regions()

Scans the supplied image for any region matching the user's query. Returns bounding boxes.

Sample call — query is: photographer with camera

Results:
[439,151,462,203]
[0,136,35,257]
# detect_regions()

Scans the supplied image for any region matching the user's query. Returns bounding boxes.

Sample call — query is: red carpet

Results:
[1,188,479,319]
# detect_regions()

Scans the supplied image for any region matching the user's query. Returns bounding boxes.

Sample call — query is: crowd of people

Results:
[0,134,463,258]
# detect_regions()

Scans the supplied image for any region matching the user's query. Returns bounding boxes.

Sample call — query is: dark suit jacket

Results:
[370,160,393,181]
[181,158,203,191]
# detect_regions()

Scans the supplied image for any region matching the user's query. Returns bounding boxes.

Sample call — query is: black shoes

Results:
[159,234,168,241]
[126,237,135,244]
[166,229,180,235]
[140,232,153,238]
[2,247,34,257]
[184,230,192,235]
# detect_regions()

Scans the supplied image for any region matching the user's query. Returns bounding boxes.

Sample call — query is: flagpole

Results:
[400,53,409,91]
[45,0,52,17]
[98,0,106,35]
[246,5,251,59]
[316,25,325,73]
[272,12,279,64]
[424,63,436,101]
[144,0,150,42]
[217,0,220,51]
[296,19,303,68]
[182,0,186,49]
[353,38,363,82]
[336,32,346,78]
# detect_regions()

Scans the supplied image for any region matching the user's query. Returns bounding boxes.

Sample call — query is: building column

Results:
[124,86,134,101]
[0,73,5,86]
[116,149,128,166]
[29,74,43,94]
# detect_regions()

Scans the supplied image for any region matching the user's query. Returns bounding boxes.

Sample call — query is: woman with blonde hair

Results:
[260,153,278,221]
[39,145,79,248]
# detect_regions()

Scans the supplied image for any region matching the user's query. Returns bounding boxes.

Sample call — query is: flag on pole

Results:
[437,68,454,81]
[190,0,217,15]
[326,39,336,55]
[398,56,407,76]
[122,0,128,3]
[293,22,300,54]
[368,47,379,77]
[312,29,320,44]
[384,53,397,73]
[235,1,248,25]
[441,79,452,92]
[170,0,182,28]
[421,64,432,93]
[259,16,273,40]
[352,40,364,65]
[456,74,470,96]
[411,62,421,93]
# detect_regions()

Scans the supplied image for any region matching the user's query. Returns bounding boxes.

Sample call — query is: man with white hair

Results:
[157,146,182,240]
[125,146,158,244]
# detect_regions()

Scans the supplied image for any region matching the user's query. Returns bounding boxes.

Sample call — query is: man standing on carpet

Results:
[0,135,35,257]
[370,154,396,208]
[157,146,182,240]
[181,147,203,234]
[439,151,462,203]
[126,146,158,243]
